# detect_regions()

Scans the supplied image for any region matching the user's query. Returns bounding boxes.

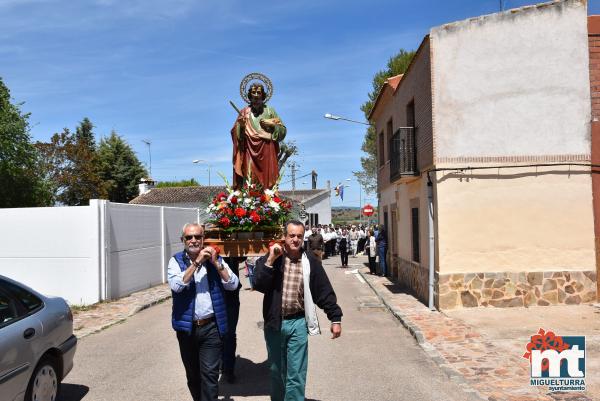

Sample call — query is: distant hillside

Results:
[332,206,378,225]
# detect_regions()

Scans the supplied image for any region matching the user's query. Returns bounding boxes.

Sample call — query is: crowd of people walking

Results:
[302,223,388,276]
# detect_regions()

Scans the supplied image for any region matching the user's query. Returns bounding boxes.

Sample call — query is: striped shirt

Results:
[281,256,304,316]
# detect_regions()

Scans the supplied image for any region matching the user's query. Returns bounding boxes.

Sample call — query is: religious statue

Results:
[230,73,286,189]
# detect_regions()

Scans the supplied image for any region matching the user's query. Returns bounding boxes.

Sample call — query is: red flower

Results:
[249,190,261,197]
[273,196,282,203]
[230,196,238,204]
[260,194,268,203]
[212,245,221,255]
[234,208,246,218]
[216,192,227,201]
[219,217,230,227]
[523,328,570,372]
[224,208,233,216]
[249,211,261,223]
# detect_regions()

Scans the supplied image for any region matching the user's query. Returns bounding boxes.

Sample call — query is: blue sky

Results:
[2,0,599,207]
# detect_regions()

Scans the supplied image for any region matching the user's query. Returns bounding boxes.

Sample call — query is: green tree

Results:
[68,118,106,204]
[97,131,148,203]
[36,118,107,205]
[35,128,71,205]
[0,78,53,207]
[278,139,298,171]
[156,178,200,188]
[355,49,415,194]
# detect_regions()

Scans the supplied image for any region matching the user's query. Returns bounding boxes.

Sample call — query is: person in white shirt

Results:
[349,226,359,257]
[167,223,240,401]
[357,226,367,255]
[303,224,312,250]
[322,227,332,258]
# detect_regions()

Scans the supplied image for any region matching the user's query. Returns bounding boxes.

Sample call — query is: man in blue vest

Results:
[168,223,239,401]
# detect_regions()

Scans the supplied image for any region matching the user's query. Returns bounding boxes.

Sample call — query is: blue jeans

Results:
[264,317,308,401]
[378,246,387,276]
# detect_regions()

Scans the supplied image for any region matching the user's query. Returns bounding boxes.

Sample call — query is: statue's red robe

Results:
[231,105,286,189]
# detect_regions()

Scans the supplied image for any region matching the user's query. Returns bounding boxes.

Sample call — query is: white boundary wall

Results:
[0,200,199,305]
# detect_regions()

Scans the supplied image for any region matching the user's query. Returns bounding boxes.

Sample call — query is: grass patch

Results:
[70,300,107,314]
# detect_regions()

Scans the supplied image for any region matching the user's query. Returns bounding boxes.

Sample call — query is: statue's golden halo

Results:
[240,72,273,104]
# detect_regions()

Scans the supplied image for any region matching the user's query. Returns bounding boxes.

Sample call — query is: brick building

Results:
[589,14,600,300]
[371,0,597,309]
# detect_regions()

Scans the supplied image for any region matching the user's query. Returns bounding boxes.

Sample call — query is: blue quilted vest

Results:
[171,251,229,336]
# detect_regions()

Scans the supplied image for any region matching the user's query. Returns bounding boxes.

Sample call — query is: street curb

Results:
[358,270,488,401]
[75,293,172,339]
[357,270,427,344]
[130,294,172,315]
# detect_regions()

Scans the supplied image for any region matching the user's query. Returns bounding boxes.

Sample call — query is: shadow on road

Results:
[219,356,324,401]
[219,356,270,399]
[59,383,89,400]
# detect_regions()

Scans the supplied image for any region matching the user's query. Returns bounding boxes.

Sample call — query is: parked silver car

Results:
[0,275,77,401]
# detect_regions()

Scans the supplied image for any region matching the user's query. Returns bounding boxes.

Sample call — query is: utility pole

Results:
[291,162,297,190]
[142,139,152,177]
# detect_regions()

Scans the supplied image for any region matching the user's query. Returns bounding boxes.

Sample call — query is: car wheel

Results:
[25,356,60,401]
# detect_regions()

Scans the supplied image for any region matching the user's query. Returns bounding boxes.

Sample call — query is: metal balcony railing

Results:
[389,127,417,180]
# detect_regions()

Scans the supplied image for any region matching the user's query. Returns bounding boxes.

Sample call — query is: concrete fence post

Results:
[161,206,167,283]
[90,199,109,302]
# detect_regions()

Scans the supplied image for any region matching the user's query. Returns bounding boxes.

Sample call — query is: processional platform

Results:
[204,227,283,257]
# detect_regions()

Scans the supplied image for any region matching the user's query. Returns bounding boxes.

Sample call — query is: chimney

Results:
[139,177,155,195]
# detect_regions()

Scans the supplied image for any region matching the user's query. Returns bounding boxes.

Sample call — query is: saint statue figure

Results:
[231,74,286,189]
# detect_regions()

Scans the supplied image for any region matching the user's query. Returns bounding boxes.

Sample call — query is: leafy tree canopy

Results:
[36,118,107,206]
[97,131,148,203]
[0,78,53,207]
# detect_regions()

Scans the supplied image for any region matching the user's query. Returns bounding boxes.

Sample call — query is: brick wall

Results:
[388,38,434,172]
[590,15,600,302]
[375,37,434,190]
[590,16,600,120]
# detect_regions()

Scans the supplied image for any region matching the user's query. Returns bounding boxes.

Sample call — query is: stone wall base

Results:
[396,257,430,305]
[436,271,597,310]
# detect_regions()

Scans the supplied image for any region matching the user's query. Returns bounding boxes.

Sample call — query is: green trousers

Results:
[264,316,308,401]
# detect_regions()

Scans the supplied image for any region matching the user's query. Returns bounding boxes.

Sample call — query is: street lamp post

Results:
[346,178,363,225]
[192,159,211,186]
[325,112,372,226]
[324,113,371,126]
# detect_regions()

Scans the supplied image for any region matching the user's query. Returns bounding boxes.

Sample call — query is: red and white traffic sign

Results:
[362,204,375,217]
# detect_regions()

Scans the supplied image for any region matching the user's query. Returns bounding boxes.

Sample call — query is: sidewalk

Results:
[358,265,599,401]
[72,284,171,338]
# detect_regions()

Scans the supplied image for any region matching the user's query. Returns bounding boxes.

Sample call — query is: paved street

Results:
[61,256,472,401]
